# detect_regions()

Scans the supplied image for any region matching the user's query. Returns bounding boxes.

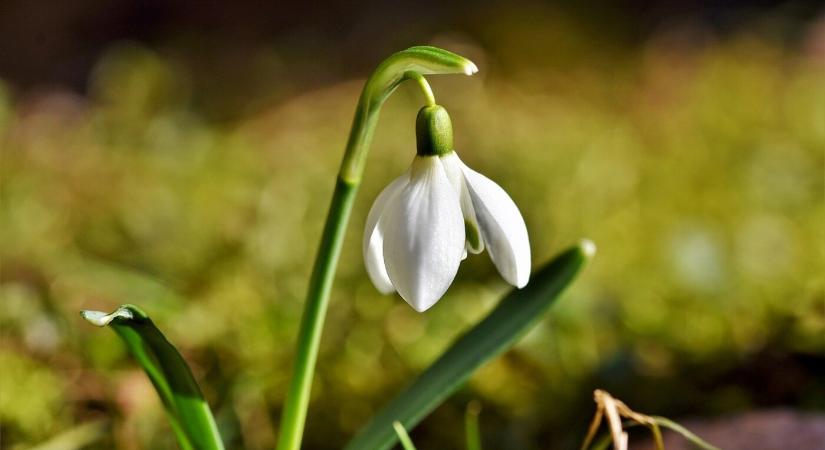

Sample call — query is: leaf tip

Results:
[464,61,479,75]
[580,239,597,259]
[81,306,134,327]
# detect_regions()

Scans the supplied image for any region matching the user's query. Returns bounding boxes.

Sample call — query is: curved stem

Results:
[275,46,476,450]
[405,71,436,106]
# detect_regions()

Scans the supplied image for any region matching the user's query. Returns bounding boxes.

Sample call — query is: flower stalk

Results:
[275,46,477,450]
[405,71,436,107]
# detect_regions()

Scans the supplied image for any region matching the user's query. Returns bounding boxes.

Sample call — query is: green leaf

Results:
[345,240,596,450]
[81,305,225,450]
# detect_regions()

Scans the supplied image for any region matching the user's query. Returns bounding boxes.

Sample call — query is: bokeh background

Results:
[1,0,824,449]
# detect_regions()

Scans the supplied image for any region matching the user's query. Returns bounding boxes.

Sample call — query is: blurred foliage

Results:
[1,10,824,450]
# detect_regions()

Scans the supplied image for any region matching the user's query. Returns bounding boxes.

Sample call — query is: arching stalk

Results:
[275,46,477,450]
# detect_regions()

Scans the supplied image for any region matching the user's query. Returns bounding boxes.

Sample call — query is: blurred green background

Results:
[1,1,824,449]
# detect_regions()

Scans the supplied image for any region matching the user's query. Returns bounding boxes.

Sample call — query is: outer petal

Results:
[383,156,465,312]
[439,152,484,254]
[460,164,531,288]
[363,174,408,294]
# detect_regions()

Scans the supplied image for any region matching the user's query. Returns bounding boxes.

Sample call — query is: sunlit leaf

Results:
[81,305,224,450]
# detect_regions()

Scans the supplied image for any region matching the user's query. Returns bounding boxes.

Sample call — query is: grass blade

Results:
[345,240,596,450]
[392,422,419,450]
[587,420,721,450]
[81,304,225,450]
[652,417,721,450]
[22,420,108,450]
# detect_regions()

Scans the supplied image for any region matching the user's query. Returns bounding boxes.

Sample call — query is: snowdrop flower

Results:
[363,105,531,312]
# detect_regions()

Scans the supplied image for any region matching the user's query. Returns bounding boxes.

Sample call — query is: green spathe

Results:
[416,104,454,156]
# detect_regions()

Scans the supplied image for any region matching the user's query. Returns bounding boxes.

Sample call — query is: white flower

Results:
[363,105,530,312]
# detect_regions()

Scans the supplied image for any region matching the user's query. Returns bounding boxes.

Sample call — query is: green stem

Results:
[405,72,436,106]
[275,46,477,450]
[464,401,482,450]
[392,422,419,450]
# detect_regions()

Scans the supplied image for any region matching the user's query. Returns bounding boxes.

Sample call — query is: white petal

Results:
[440,152,484,254]
[383,156,465,312]
[363,174,408,294]
[461,164,531,288]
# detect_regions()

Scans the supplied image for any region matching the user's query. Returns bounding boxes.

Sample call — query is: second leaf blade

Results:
[344,240,595,450]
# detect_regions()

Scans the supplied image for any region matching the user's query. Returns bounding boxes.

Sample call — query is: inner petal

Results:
[439,152,484,254]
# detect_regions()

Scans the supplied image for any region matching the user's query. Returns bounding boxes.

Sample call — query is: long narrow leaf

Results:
[81,304,225,450]
[651,417,721,450]
[345,240,596,450]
